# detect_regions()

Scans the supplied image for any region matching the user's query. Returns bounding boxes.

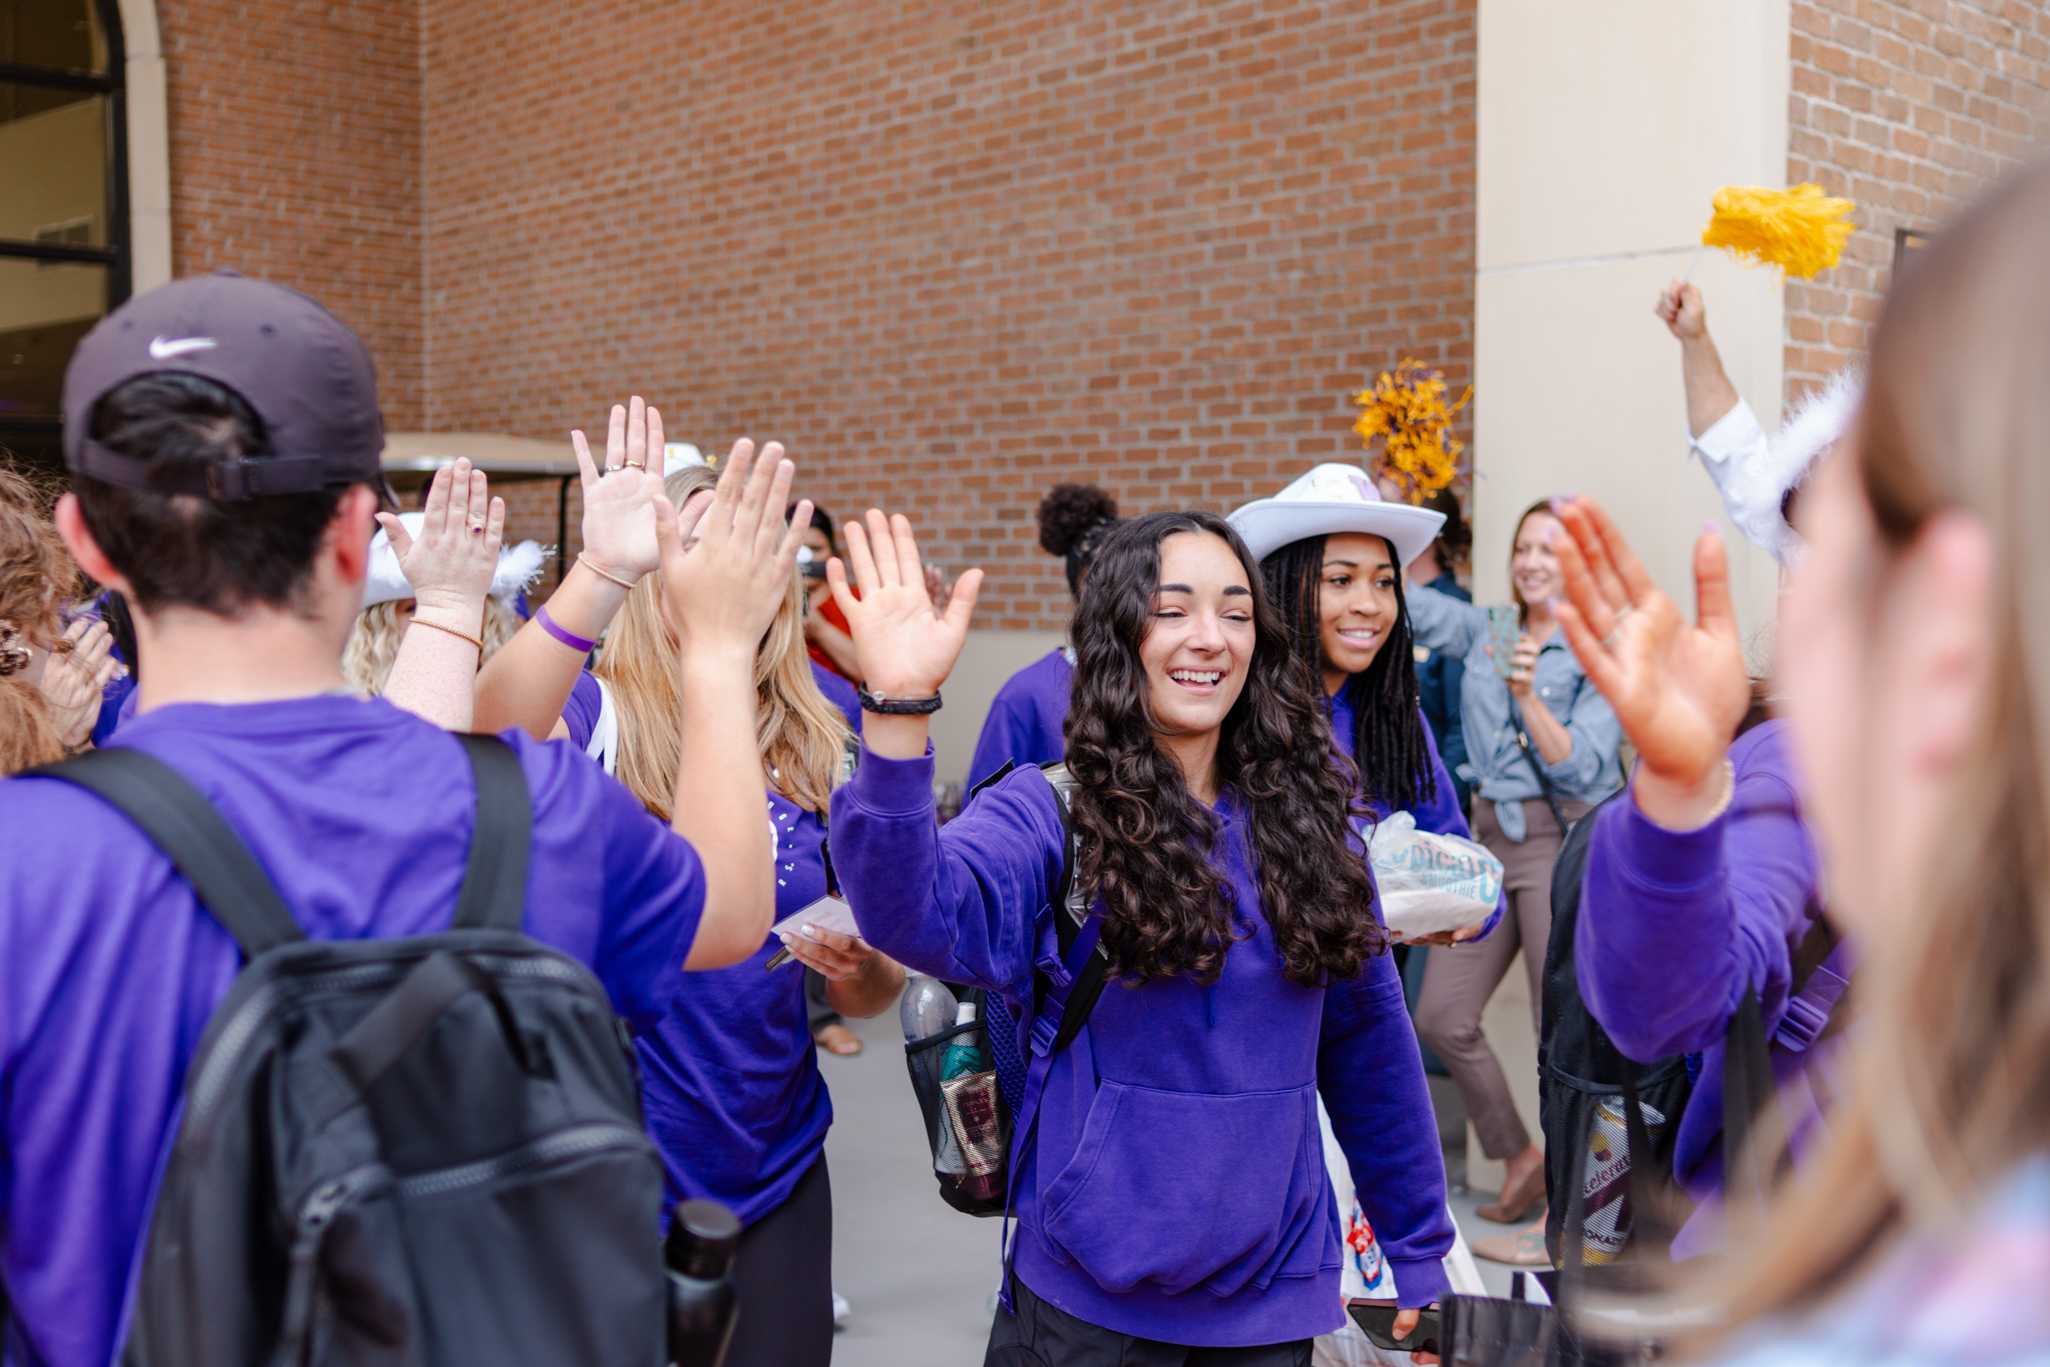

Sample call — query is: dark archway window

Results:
[0,0,129,477]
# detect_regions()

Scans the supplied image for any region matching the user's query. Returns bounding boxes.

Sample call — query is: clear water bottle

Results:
[900,976,958,1096]
[665,1199,741,1367]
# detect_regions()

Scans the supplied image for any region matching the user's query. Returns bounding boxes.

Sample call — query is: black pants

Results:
[985,1277,1312,1366]
[727,1157,835,1367]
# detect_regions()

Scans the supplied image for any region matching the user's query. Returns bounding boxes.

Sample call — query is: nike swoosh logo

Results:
[148,336,218,360]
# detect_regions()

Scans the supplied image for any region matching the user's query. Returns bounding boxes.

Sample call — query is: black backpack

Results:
[32,737,682,1366]
[902,762,1109,1219]
[1538,790,1845,1268]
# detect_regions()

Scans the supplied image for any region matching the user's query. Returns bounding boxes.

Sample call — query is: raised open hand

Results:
[1552,498,1749,791]
[377,459,505,624]
[39,617,122,747]
[825,511,982,696]
[654,438,806,654]
[573,396,668,582]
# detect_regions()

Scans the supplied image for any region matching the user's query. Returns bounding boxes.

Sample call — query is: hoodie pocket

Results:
[1038,1079,1330,1297]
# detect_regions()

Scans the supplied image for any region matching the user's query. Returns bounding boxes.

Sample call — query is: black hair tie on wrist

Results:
[858,687,943,716]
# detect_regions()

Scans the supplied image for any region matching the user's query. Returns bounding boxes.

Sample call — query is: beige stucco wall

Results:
[1475,0,1791,667]
[1464,0,1792,1188]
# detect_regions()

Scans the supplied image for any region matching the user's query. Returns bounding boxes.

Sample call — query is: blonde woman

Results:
[1557,157,2050,1362]
[542,460,904,1367]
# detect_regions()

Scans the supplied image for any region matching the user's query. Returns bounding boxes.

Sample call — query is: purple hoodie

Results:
[1575,720,1845,1254]
[831,748,1452,1345]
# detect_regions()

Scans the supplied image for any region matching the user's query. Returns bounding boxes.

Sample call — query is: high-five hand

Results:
[654,438,806,654]
[572,396,668,582]
[1551,498,1749,825]
[377,458,505,629]
[826,511,982,698]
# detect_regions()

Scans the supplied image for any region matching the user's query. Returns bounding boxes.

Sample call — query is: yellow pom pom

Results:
[1351,357,1470,503]
[1701,183,1856,279]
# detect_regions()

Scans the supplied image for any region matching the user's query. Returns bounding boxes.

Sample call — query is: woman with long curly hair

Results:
[966,481,1120,786]
[827,508,1451,1363]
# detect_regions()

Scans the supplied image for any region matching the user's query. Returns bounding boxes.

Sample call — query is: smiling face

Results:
[1139,530,1257,740]
[1511,510,1563,616]
[1316,532,1399,685]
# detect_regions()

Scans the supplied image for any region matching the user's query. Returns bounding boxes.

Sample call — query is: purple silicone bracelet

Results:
[535,605,596,654]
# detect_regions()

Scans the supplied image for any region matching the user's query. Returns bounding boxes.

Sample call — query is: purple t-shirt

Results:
[967,648,1073,788]
[563,674,833,1227]
[0,694,706,1367]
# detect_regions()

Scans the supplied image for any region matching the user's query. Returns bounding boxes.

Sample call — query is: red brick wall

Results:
[156,0,424,427]
[1785,0,2050,402]
[422,0,1477,627]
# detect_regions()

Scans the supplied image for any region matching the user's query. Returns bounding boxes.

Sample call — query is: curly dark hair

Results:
[1261,533,1437,814]
[1037,483,1121,597]
[1063,511,1384,987]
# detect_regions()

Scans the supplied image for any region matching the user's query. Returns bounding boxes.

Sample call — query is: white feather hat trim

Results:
[361,513,550,611]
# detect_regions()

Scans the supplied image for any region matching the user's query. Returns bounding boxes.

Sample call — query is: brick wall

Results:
[156,0,424,427]
[422,0,1477,627]
[1785,0,2050,402]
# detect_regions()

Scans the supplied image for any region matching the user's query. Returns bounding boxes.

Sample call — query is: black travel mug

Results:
[664,1199,741,1367]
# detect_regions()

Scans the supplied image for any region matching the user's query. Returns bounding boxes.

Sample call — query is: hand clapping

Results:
[38,617,123,748]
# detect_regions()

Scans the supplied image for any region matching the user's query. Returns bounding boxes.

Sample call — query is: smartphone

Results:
[1486,602,1523,680]
[1348,1301,1441,1355]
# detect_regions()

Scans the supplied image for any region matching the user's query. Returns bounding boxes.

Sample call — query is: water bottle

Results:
[900,976,957,1096]
[665,1199,741,1367]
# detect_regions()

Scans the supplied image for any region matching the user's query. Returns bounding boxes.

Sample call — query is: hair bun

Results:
[1037,483,1120,557]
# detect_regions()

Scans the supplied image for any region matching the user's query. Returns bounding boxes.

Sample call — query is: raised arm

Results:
[380,459,505,730]
[1577,745,1818,1060]
[473,398,667,739]
[1657,281,1743,439]
[652,439,814,970]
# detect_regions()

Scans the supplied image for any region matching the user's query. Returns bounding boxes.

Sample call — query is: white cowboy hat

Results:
[362,513,549,611]
[1227,463,1447,567]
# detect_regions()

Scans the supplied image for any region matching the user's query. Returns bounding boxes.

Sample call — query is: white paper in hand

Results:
[770,895,862,942]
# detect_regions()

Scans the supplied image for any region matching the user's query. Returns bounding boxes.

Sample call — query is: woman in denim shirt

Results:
[1404,499,1622,1238]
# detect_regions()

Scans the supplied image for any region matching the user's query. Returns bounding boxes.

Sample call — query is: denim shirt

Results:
[1407,583,1623,841]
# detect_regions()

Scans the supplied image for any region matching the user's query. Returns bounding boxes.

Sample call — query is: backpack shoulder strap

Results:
[1039,763,1108,1052]
[451,734,534,932]
[26,748,301,958]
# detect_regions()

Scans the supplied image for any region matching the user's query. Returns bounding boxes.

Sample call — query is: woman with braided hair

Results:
[966,482,1120,786]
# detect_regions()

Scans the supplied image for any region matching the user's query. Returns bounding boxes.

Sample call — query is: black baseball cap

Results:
[62,272,393,506]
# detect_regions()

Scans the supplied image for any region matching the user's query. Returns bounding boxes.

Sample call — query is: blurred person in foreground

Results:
[1575,158,2050,1362]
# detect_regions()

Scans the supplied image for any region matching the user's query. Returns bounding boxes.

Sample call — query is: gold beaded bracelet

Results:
[409,617,483,650]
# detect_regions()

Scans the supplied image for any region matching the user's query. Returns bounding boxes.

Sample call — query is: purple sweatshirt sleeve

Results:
[1575,747,1819,1062]
[1319,951,1455,1307]
[829,744,1065,996]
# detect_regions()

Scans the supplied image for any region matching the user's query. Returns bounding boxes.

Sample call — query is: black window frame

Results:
[0,0,130,467]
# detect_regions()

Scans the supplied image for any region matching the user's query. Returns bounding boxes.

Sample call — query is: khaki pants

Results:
[1414,796,1590,1161]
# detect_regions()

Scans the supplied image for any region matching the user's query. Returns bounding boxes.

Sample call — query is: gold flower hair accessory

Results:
[0,620,30,678]
[1353,358,1472,505]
